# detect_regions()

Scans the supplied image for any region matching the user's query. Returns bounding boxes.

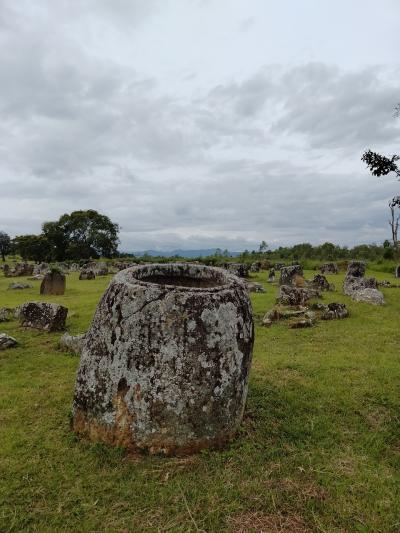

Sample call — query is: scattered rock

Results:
[320,262,339,274]
[246,281,266,293]
[79,270,96,280]
[377,280,391,287]
[4,262,34,277]
[33,263,49,275]
[18,302,68,331]
[0,333,18,350]
[249,262,261,273]
[7,283,32,290]
[72,263,254,455]
[268,268,275,283]
[396,265,400,278]
[279,265,303,286]
[0,308,13,322]
[320,303,349,320]
[351,288,385,306]
[40,271,66,295]
[59,332,86,355]
[289,318,314,329]
[224,263,250,278]
[343,261,378,296]
[310,274,334,291]
[278,285,320,306]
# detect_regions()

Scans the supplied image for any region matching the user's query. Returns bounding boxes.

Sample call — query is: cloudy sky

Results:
[0,0,399,251]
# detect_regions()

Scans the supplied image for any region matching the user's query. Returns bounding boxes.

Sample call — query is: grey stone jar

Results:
[72,263,254,455]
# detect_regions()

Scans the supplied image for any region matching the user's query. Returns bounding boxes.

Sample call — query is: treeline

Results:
[7,210,119,262]
[236,241,398,262]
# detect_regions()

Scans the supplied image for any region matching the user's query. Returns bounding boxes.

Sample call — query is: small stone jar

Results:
[72,263,254,455]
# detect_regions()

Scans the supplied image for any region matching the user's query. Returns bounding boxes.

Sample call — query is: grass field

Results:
[1,268,399,532]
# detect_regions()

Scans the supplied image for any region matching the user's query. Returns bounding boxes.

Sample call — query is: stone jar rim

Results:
[113,263,244,293]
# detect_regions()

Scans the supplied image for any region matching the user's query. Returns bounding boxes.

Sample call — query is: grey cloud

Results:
[0,1,399,250]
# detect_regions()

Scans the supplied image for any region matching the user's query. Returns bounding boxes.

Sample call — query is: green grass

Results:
[1,269,399,532]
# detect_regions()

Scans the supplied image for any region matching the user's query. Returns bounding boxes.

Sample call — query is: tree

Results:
[42,210,120,260]
[258,240,268,254]
[361,103,400,251]
[361,149,400,178]
[0,231,11,261]
[13,235,52,262]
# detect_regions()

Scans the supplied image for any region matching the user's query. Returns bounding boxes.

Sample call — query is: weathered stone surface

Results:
[268,268,275,283]
[278,285,320,306]
[343,261,377,296]
[279,265,303,286]
[73,263,254,455]
[224,263,250,278]
[79,270,96,280]
[0,308,13,322]
[351,288,385,305]
[289,318,314,329]
[320,262,339,274]
[40,271,66,295]
[0,333,17,350]
[7,283,32,290]
[310,274,333,291]
[274,263,285,271]
[19,302,68,331]
[249,262,261,273]
[4,262,34,277]
[60,332,86,355]
[33,263,49,275]
[320,303,349,320]
[246,281,266,293]
[396,265,400,278]
[262,306,306,325]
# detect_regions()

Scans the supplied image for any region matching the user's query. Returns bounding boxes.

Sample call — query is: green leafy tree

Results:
[42,210,120,260]
[0,231,11,261]
[13,235,52,262]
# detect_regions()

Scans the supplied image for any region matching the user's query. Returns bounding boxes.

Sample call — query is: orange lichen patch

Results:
[293,275,306,287]
[73,379,136,449]
[73,403,236,457]
[228,511,311,532]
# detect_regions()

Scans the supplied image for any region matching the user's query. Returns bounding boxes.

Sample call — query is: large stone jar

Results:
[72,263,254,455]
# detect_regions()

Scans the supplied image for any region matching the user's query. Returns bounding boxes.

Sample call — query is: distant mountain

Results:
[130,248,242,258]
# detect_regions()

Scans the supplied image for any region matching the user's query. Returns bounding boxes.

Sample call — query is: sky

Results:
[0,0,399,251]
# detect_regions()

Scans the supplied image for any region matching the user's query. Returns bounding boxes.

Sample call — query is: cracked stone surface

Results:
[0,333,17,350]
[73,263,254,455]
[279,265,303,286]
[60,332,86,355]
[19,302,68,331]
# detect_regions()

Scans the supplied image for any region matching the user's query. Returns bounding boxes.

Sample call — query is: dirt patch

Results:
[228,511,311,532]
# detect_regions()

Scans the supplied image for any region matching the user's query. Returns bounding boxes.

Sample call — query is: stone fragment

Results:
[40,271,66,295]
[320,262,339,274]
[246,281,266,293]
[73,263,254,455]
[320,303,349,320]
[278,285,320,306]
[310,274,333,291]
[395,265,400,278]
[4,263,34,277]
[289,318,314,329]
[343,261,377,296]
[351,288,385,305]
[19,302,68,331]
[0,308,13,322]
[224,263,250,278]
[33,263,49,275]
[279,265,303,286]
[249,262,261,273]
[60,332,86,355]
[268,268,275,283]
[0,333,17,350]
[79,270,96,280]
[7,283,32,290]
